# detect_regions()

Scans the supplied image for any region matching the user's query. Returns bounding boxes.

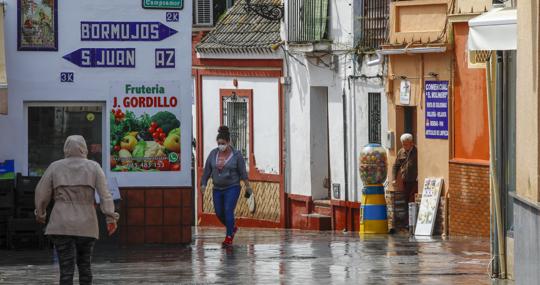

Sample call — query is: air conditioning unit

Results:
[194,0,213,26]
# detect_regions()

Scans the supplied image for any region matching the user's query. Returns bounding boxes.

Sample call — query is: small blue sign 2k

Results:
[166,12,180,22]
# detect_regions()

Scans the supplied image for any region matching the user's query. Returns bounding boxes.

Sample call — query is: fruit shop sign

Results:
[109,81,182,173]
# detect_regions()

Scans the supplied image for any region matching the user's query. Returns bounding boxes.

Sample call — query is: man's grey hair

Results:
[400,133,414,143]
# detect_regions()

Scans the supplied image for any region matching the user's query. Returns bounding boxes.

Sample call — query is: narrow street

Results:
[0,227,512,284]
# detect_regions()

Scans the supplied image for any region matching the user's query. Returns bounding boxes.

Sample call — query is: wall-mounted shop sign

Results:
[143,0,184,10]
[399,79,411,105]
[63,48,136,68]
[80,22,178,41]
[110,81,182,173]
[425,80,449,139]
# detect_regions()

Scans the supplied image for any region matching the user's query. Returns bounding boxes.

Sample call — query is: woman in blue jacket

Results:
[200,126,253,247]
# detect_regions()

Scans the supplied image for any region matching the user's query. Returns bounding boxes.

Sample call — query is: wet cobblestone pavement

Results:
[0,227,513,284]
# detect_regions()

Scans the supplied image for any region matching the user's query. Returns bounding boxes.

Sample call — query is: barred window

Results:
[359,0,390,50]
[222,94,250,168]
[368,92,381,144]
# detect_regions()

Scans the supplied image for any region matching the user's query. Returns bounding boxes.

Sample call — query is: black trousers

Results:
[49,235,96,285]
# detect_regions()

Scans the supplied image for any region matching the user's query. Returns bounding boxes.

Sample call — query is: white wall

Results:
[285,54,388,203]
[350,55,388,198]
[329,0,355,48]
[0,0,192,187]
[287,57,312,197]
[266,0,391,203]
[286,54,348,199]
[201,76,280,174]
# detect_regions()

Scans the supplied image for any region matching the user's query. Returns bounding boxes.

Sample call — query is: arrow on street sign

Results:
[80,22,178,41]
[63,48,136,68]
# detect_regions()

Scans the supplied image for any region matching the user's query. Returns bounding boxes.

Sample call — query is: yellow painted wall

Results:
[516,0,540,202]
[387,53,451,195]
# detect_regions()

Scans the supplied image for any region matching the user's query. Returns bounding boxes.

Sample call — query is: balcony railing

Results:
[287,0,329,43]
[359,0,390,50]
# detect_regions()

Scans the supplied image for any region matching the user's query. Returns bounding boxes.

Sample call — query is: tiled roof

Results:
[196,0,282,54]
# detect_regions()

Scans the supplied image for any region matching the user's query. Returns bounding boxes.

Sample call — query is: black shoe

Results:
[388,228,396,235]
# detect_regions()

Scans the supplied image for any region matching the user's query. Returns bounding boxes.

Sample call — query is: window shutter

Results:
[195,0,213,26]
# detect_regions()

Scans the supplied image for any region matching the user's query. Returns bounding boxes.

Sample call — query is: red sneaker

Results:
[232,226,238,239]
[222,236,233,247]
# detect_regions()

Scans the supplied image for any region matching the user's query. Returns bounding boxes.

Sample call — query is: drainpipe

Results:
[342,87,349,231]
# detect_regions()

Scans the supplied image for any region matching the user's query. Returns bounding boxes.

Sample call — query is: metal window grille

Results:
[359,0,390,50]
[287,0,329,43]
[222,95,250,168]
[368,92,381,144]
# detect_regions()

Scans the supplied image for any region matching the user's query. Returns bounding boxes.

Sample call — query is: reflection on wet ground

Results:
[0,227,514,284]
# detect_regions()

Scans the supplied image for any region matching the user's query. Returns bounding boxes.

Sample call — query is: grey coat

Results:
[201,147,248,189]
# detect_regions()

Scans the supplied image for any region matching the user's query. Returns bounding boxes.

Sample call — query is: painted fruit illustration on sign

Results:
[110,109,181,172]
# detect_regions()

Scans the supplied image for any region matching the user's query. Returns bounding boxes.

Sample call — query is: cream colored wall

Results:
[516,0,540,202]
[387,53,451,194]
[454,0,491,14]
[389,0,449,45]
[419,54,451,193]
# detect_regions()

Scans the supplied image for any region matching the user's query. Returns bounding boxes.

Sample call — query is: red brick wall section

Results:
[449,162,490,237]
[119,188,193,244]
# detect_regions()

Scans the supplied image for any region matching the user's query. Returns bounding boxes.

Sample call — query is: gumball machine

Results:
[359,144,388,234]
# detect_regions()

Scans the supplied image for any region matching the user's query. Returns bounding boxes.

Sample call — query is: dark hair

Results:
[216,126,230,142]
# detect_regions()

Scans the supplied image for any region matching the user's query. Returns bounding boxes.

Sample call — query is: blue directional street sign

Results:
[80,22,178,41]
[63,48,136,68]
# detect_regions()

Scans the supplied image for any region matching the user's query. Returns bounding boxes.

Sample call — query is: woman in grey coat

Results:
[200,126,253,247]
[35,135,119,285]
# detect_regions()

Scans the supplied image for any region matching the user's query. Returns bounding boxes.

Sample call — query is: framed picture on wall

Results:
[17,0,58,51]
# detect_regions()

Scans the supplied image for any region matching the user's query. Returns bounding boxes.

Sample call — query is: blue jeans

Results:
[213,185,241,237]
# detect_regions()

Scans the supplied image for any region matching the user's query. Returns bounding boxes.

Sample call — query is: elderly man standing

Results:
[392,133,418,203]
[391,133,418,231]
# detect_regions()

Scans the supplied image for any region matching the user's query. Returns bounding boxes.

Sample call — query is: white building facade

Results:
[283,0,389,230]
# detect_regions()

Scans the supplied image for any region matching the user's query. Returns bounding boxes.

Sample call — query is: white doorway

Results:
[310,87,330,200]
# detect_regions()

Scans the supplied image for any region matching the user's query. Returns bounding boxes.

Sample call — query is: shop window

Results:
[27,105,103,176]
[368,92,382,144]
[221,90,251,168]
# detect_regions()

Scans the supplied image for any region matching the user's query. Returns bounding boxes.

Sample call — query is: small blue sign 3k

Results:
[60,72,74,82]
